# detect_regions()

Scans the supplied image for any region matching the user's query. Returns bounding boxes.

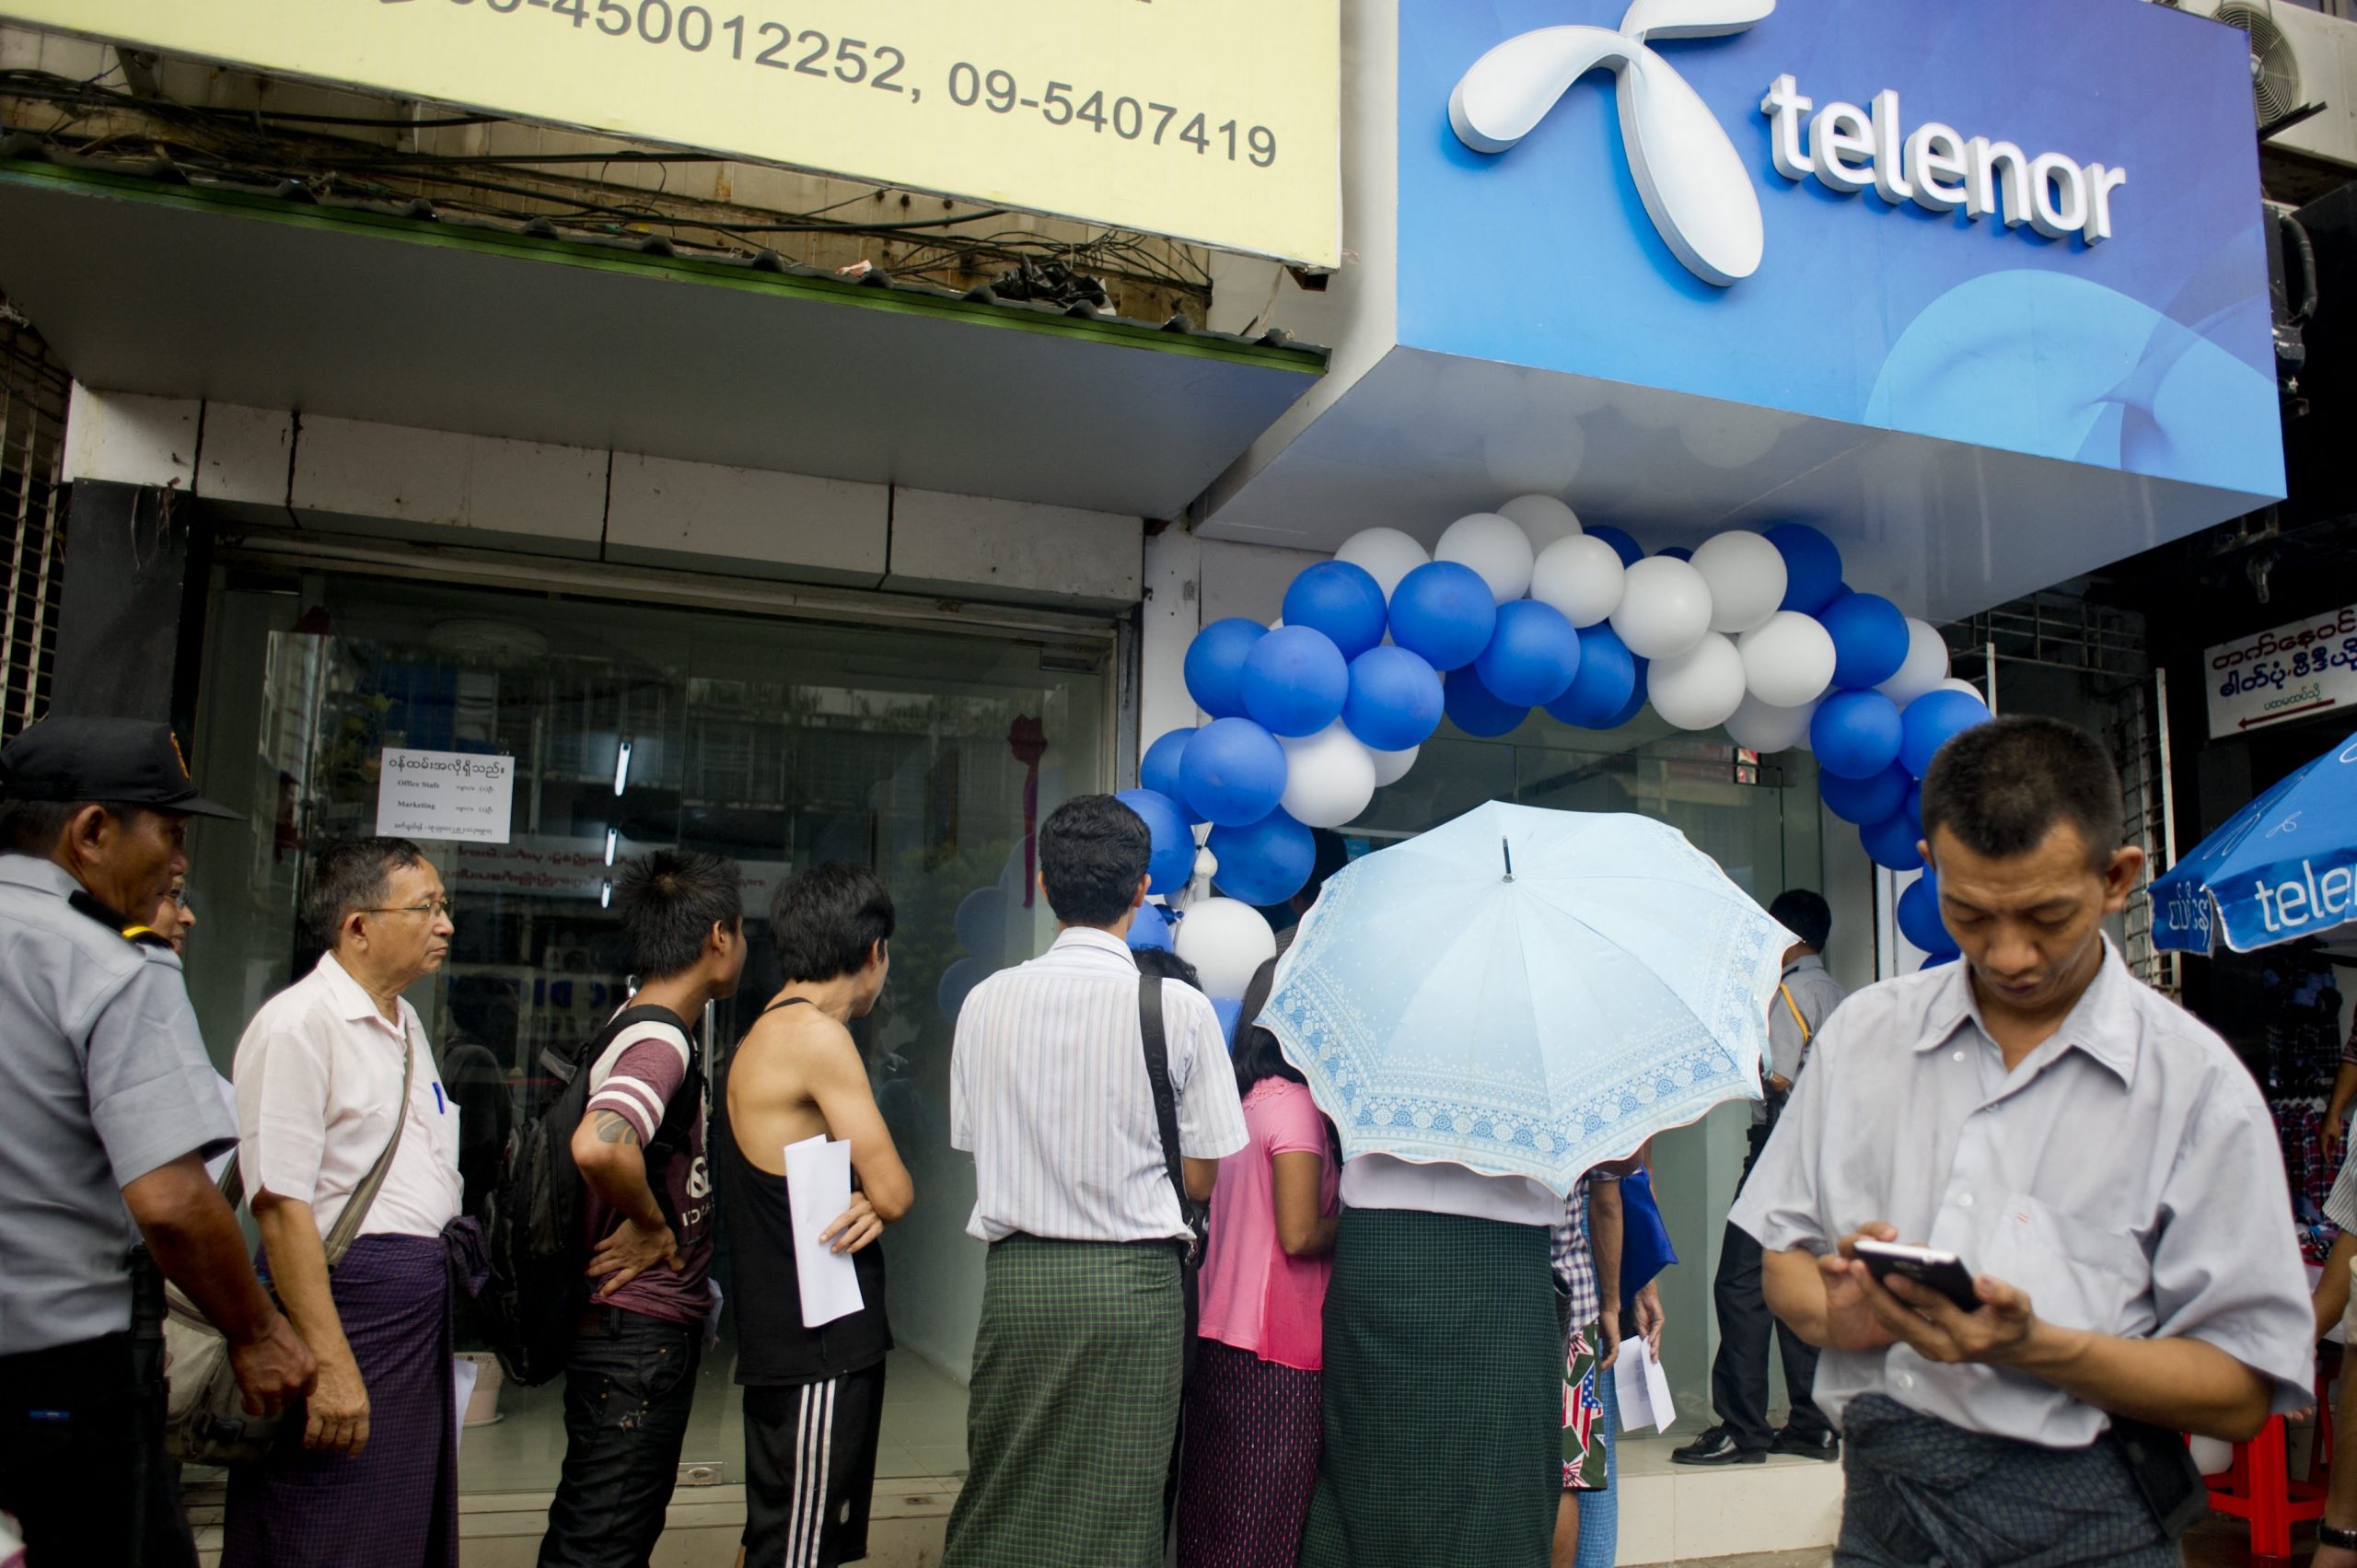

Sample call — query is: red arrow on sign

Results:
[2243,698,2340,729]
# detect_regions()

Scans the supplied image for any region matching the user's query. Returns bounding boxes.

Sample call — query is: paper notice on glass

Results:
[784,1133,865,1329]
[1614,1336,1678,1434]
[375,749,515,843]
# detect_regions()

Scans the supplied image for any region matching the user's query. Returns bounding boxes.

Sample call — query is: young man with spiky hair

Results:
[725,862,911,1568]
[538,851,746,1568]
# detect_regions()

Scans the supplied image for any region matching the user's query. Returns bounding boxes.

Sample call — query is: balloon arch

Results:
[1120,498,1987,996]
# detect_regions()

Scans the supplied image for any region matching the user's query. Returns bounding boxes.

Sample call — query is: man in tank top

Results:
[726,862,911,1568]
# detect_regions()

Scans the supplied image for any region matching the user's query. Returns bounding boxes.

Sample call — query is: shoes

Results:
[1669,1427,1768,1466]
[1772,1427,1840,1460]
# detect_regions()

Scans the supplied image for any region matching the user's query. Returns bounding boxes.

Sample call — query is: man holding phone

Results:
[1734,716,2314,1566]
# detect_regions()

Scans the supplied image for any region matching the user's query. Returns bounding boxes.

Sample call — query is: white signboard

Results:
[376,749,517,843]
[2205,604,2357,740]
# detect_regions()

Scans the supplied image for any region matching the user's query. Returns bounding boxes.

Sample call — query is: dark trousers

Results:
[0,1330,198,1568]
[537,1307,704,1568]
[1711,1124,1829,1449]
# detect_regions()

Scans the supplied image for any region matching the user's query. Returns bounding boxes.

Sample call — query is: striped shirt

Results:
[952,926,1248,1244]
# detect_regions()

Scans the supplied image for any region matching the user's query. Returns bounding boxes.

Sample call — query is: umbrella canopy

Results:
[2152,727,2357,955]
[1262,801,1791,1197]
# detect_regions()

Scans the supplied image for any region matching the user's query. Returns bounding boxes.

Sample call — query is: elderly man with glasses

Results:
[226,836,470,1568]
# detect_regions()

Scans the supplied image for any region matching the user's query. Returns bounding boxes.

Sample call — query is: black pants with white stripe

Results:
[743,1363,888,1568]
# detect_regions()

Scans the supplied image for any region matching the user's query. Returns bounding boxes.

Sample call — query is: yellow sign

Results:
[9,0,1341,265]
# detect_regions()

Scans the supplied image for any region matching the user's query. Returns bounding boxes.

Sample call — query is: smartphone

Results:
[1852,1239,1982,1312]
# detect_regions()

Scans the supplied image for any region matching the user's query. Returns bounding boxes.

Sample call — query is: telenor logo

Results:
[1448,0,1774,288]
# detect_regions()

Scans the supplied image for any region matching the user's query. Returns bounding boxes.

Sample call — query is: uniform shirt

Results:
[2326,1144,2357,1234]
[1339,1153,1562,1226]
[0,855,235,1353]
[234,953,461,1241]
[952,926,1248,1244]
[1731,940,2315,1448]
[1758,953,1845,1126]
[582,1014,712,1325]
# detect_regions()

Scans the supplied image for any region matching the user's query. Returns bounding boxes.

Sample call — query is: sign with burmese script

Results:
[2205,603,2357,739]
[376,749,516,843]
[5,0,1341,265]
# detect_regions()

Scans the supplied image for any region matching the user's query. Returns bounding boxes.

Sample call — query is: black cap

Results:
[0,717,240,820]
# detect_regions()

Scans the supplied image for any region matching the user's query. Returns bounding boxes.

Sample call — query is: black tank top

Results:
[724,997,892,1386]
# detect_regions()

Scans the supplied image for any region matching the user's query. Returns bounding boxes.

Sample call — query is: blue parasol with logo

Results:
[1260,800,1789,1197]
[2152,726,2357,954]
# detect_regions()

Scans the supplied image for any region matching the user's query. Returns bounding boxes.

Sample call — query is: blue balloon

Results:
[1818,762,1911,826]
[1342,645,1445,752]
[1603,656,1652,728]
[1476,600,1583,707]
[1213,996,1244,1049]
[1860,811,1926,873]
[1283,561,1389,661]
[1825,583,1856,605]
[1585,524,1645,568]
[1766,523,1844,615]
[1818,592,1910,691]
[1178,717,1288,827]
[936,957,991,1022]
[1208,808,1316,906]
[1543,621,1637,728]
[1444,666,1528,738]
[1115,787,1196,896]
[1655,545,1693,563]
[1142,727,1196,806]
[1810,690,1904,780]
[1127,900,1176,953]
[954,887,1005,955]
[1241,625,1350,738]
[1898,873,1956,955]
[1903,782,1923,837]
[1899,689,1992,779]
[1387,562,1498,672]
[1183,618,1268,720]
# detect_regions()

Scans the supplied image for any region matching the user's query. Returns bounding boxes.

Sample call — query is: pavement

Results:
[1684,1515,2314,1567]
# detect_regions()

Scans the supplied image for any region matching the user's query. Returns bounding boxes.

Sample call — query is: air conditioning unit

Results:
[2158,0,2357,168]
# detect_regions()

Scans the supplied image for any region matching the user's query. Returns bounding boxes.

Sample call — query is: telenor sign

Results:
[1,0,1341,266]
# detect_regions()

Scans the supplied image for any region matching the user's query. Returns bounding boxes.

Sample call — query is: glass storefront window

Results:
[185,568,1114,1495]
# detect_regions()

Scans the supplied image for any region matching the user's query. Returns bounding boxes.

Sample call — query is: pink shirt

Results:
[1196,1078,1340,1372]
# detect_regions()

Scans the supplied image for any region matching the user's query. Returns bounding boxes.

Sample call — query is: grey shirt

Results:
[1759,952,1845,1124]
[1730,939,2314,1448]
[0,854,237,1353]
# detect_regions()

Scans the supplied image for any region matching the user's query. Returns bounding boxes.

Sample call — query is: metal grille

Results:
[0,304,68,742]
[2113,671,2182,998]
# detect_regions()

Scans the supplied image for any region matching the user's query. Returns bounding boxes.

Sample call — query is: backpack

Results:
[481,1003,699,1386]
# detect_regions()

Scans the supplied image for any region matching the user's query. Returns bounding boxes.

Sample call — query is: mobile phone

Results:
[1852,1239,1982,1312]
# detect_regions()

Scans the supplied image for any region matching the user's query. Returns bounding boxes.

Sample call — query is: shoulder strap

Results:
[1779,983,1811,1044]
[1138,975,1190,1230]
[321,1029,417,1267]
[761,996,817,1016]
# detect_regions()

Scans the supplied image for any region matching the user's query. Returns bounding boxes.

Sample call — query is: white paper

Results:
[784,1133,865,1329]
[375,748,516,843]
[451,1356,480,1454]
[1614,1336,1678,1434]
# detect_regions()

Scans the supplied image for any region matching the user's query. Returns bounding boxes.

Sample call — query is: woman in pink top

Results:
[1175,1018,1340,1568]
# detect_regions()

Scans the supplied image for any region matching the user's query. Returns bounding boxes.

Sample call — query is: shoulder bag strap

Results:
[1136,973,1194,1260]
[320,1028,418,1268]
[1779,983,1812,1044]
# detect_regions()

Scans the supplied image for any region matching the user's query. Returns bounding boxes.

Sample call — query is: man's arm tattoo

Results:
[591,1109,642,1145]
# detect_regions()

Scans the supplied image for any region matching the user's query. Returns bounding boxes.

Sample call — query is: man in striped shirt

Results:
[943,796,1249,1568]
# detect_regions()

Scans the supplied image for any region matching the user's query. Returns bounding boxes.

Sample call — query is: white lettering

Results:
[1869,90,1913,204]
[2027,152,2088,240]
[2084,163,2128,244]
[2321,864,2352,915]
[1811,101,1875,194]
[1966,138,2034,227]
[2280,880,2310,924]
[1761,74,1814,183]
[2257,881,2280,932]
[1904,122,1969,212]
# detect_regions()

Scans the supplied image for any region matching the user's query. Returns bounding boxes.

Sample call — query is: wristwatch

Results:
[2321,1521,2357,1551]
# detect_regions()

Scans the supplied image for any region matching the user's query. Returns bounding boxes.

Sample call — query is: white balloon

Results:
[1496,494,1584,552]
[1724,692,1817,752]
[1335,528,1432,601]
[1689,530,1790,635]
[1876,619,1952,706]
[1174,896,1278,1002]
[1368,743,1419,786]
[1609,556,1714,660]
[1529,534,1627,628]
[1935,677,1987,702]
[1194,846,1219,880]
[1434,512,1536,604]
[1279,722,1378,830]
[1738,610,1839,708]
[1648,632,1747,730]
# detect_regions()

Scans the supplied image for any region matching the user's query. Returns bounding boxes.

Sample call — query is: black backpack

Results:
[481,1004,698,1386]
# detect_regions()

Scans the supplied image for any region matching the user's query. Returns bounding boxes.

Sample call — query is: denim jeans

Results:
[537,1308,703,1568]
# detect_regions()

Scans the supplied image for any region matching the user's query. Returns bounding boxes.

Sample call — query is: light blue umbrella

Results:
[1262,800,1791,1197]
[2152,726,2357,954]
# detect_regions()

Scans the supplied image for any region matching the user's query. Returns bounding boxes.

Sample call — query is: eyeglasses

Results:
[359,898,456,920]
[168,889,191,911]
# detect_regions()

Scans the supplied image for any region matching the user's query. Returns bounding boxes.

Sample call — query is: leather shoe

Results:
[1670,1427,1767,1466]
[1772,1427,1840,1460]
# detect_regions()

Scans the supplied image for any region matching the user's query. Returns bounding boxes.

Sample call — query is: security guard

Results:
[0,716,316,1567]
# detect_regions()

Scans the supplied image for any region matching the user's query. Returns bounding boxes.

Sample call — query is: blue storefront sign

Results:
[1399,0,2281,501]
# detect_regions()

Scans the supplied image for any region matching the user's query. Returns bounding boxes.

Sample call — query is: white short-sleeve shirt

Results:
[234,953,461,1240]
